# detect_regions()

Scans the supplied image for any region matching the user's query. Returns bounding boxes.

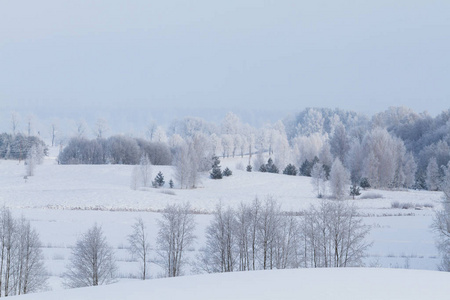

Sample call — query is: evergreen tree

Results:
[266,158,279,174]
[259,164,267,172]
[210,156,223,179]
[300,156,319,177]
[350,184,361,199]
[360,177,370,190]
[246,164,252,172]
[283,163,297,176]
[299,159,311,176]
[154,171,165,187]
[222,167,232,177]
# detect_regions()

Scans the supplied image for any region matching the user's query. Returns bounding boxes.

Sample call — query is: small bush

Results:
[391,201,415,209]
[359,192,383,199]
[391,201,400,209]
[246,165,252,172]
[160,190,176,196]
[423,203,434,208]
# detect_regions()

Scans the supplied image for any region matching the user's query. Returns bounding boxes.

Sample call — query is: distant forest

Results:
[3,106,450,191]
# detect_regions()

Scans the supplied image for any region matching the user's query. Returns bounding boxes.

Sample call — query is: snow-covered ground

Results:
[0,150,447,296]
[12,268,450,300]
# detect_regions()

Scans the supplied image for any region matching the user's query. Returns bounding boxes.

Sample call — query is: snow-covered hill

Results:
[0,152,446,293]
[13,268,450,300]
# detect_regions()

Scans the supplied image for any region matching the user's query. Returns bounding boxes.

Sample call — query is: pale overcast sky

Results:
[1,0,449,125]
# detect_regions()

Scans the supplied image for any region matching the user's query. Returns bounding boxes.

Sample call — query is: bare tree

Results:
[156,203,196,277]
[301,200,371,268]
[50,123,57,147]
[63,224,117,288]
[95,118,109,139]
[14,217,48,295]
[198,204,237,273]
[128,218,151,280]
[11,112,20,136]
[0,209,47,296]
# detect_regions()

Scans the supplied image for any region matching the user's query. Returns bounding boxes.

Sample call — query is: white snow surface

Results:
[12,268,450,300]
[0,150,448,297]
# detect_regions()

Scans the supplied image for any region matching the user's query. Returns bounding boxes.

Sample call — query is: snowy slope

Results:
[0,152,446,292]
[12,268,450,300]
[0,155,443,213]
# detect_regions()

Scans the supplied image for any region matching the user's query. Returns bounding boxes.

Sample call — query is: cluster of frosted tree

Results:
[0,208,47,296]
[197,197,371,273]
[0,133,47,161]
[54,107,450,191]
[371,107,450,189]
[346,127,416,189]
[58,136,171,165]
[432,162,450,271]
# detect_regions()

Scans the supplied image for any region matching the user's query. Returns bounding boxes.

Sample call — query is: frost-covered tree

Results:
[156,203,196,277]
[63,224,117,288]
[131,154,152,189]
[346,139,365,184]
[311,162,327,198]
[173,144,192,189]
[330,123,349,163]
[426,157,440,191]
[25,144,44,177]
[221,134,234,158]
[432,162,450,271]
[329,158,350,200]
[128,218,151,280]
[253,150,265,172]
[319,142,333,172]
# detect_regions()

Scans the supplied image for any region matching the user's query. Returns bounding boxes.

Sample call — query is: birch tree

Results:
[128,218,151,280]
[156,203,196,277]
[63,224,117,288]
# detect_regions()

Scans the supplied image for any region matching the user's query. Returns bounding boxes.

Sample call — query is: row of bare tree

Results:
[198,197,371,273]
[0,208,47,296]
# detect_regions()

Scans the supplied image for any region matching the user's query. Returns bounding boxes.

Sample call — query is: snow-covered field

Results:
[0,150,448,297]
[13,268,450,300]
